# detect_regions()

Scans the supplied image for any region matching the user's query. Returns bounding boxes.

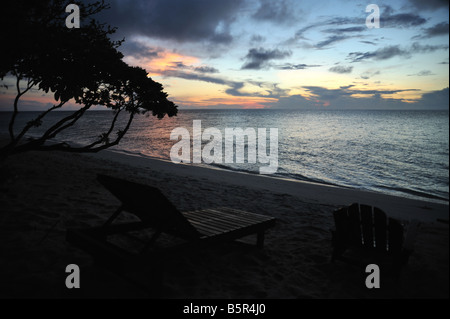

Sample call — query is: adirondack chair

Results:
[331,203,419,275]
[66,174,276,293]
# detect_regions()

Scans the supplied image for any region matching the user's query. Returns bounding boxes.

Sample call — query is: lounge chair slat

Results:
[374,207,387,252]
[348,203,362,246]
[184,209,269,227]
[360,204,374,249]
[211,207,272,222]
[204,208,270,224]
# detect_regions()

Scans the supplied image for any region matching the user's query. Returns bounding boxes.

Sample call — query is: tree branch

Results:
[27,109,136,154]
[38,103,92,142]
[8,75,35,141]
[82,106,123,149]
[14,101,66,146]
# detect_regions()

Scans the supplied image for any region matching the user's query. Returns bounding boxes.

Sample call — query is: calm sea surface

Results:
[1,109,448,204]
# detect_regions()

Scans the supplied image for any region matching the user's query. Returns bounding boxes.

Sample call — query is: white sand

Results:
[0,149,448,298]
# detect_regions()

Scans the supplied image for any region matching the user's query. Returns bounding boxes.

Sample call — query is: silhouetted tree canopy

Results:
[0,0,178,157]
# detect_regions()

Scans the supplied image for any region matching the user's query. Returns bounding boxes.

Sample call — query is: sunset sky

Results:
[1,0,449,110]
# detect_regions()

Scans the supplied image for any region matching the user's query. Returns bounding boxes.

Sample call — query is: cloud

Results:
[360,70,380,79]
[323,27,366,33]
[98,0,245,44]
[381,5,427,28]
[316,35,354,49]
[250,34,266,45]
[348,46,410,62]
[286,17,363,44]
[408,70,435,76]
[241,48,292,70]
[161,69,287,99]
[193,66,219,74]
[329,65,353,74]
[410,42,449,53]
[348,42,448,62]
[120,41,163,59]
[270,86,446,110]
[252,0,297,24]
[275,63,321,70]
[415,87,449,109]
[162,69,230,86]
[286,5,427,46]
[407,0,449,11]
[414,22,450,39]
[359,41,377,46]
[165,61,219,74]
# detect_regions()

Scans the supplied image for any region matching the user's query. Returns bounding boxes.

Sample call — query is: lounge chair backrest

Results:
[333,203,404,253]
[97,174,201,239]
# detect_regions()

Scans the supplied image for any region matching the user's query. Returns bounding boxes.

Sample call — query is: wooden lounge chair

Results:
[66,174,276,287]
[331,203,419,276]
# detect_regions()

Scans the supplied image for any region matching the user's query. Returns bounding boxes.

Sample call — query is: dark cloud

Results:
[163,60,220,74]
[224,82,246,96]
[413,22,449,39]
[348,88,420,95]
[424,22,449,37]
[303,86,353,100]
[349,46,410,62]
[302,86,419,101]
[271,85,443,110]
[360,70,380,79]
[286,17,363,44]
[120,41,162,59]
[98,0,244,44]
[408,0,449,11]
[250,34,266,45]
[194,66,219,74]
[323,27,366,33]
[329,65,353,74]
[381,6,427,28]
[408,70,435,76]
[241,48,291,70]
[410,42,449,53]
[252,0,297,24]
[160,69,282,99]
[348,42,448,62]
[316,35,353,48]
[287,5,427,46]
[360,41,377,46]
[415,87,449,109]
[275,63,321,70]
[162,69,231,87]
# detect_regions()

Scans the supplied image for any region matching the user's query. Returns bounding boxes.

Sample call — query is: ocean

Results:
[1,109,449,204]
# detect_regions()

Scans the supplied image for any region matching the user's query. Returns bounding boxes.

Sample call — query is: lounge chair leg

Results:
[102,205,123,227]
[140,230,162,254]
[257,231,265,249]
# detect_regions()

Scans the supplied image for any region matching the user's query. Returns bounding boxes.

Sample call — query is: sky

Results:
[1,0,449,110]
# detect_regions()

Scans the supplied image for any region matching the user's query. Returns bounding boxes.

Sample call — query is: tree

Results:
[0,0,178,158]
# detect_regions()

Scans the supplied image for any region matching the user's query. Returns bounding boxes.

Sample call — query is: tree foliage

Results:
[0,0,178,157]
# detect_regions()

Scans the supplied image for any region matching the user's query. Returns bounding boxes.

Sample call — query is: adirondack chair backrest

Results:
[333,203,404,253]
[97,174,201,239]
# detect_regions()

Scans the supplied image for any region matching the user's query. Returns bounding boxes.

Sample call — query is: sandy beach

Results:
[0,149,448,299]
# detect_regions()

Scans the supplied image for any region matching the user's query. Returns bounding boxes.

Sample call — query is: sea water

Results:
[1,109,448,204]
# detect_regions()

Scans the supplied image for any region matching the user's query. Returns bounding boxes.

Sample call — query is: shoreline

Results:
[107,146,450,206]
[90,149,449,223]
